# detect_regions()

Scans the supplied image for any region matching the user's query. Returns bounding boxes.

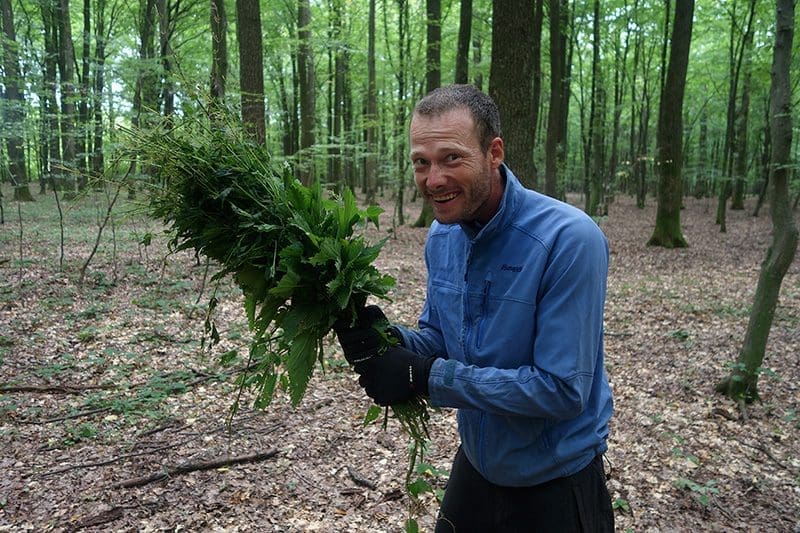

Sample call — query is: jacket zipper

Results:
[475,272,492,349]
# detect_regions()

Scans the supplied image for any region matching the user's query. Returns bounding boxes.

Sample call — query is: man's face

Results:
[409,108,504,225]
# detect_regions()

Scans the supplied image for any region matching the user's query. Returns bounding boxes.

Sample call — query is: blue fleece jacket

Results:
[395,165,613,487]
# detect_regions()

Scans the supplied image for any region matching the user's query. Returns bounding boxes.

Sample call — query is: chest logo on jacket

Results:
[500,264,523,273]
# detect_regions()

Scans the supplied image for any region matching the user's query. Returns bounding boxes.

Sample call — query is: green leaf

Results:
[407,478,432,497]
[364,404,382,426]
[284,329,319,406]
[364,205,383,228]
[404,518,419,533]
[269,270,301,299]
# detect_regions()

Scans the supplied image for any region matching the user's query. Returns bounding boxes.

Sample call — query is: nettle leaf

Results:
[269,270,301,299]
[284,329,319,406]
[309,238,342,268]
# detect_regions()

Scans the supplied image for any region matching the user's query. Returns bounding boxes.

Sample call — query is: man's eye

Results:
[446,154,460,162]
[413,159,428,167]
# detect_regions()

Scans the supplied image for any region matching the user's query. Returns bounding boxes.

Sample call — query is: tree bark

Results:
[454,0,471,84]
[57,0,79,195]
[489,0,536,190]
[297,0,315,184]
[647,0,693,248]
[1,0,33,201]
[237,0,265,144]
[364,0,378,204]
[717,0,798,403]
[585,0,605,216]
[209,0,228,108]
[413,0,441,227]
[544,0,567,198]
[731,0,757,211]
[39,0,61,194]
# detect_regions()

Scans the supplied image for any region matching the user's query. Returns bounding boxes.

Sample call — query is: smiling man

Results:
[335,84,615,532]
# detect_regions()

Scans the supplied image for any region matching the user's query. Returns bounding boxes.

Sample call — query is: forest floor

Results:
[0,188,798,532]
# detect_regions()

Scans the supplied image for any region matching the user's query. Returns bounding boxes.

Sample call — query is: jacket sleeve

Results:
[426,219,609,420]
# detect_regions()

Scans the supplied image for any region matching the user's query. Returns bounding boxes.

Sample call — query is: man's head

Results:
[409,85,505,225]
[412,84,502,153]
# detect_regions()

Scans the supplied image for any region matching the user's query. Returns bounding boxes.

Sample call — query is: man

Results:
[336,84,614,532]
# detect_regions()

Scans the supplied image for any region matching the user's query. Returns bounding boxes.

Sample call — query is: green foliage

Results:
[63,422,99,446]
[612,497,632,514]
[128,114,429,451]
[673,477,719,508]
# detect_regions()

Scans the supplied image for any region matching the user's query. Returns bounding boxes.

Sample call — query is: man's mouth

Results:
[431,192,459,203]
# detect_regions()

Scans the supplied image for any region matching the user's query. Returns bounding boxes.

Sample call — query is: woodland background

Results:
[1,0,799,531]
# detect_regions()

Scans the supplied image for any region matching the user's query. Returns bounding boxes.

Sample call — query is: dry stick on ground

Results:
[40,440,188,478]
[733,436,794,472]
[21,406,112,424]
[347,465,378,490]
[110,449,279,489]
[0,383,112,394]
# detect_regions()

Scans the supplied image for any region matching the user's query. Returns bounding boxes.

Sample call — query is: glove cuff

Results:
[410,356,435,397]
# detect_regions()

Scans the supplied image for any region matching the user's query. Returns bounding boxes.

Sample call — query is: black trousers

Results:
[434,448,615,532]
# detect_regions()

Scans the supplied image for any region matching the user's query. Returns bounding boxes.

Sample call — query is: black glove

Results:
[355,346,435,406]
[334,305,393,364]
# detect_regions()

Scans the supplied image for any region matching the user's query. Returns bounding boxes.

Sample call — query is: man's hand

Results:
[355,346,435,406]
[333,305,391,364]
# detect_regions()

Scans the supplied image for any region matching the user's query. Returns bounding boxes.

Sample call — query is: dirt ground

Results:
[0,191,798,532]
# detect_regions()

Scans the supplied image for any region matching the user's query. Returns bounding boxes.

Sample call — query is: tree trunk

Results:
[489,0,536,190]
[364,0,377,204]
[454,0,471,84]
[39,0,60,194]
[91,0,110,178]
[157,0,175,120]
[717,0,798,403]
[77,0,91,187]
[209,0,227,114]
[647,0,693,248]
[413,0,441,228]
[752,95,771,217]
[393,0,410,224]
[586,0,605,216]
[608,0,630,207]
[717,0,757,227]
[57,0,78,195]
[237,0,265,144]
[1,0,33,201]
[530,0,544,172]
[297,0,315,184]
[731,0,757,211]
[544,0,567,198]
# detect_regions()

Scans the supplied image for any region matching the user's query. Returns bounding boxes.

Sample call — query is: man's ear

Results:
[488,137,505,169]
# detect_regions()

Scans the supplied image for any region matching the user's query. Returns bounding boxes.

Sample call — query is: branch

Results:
[0,383,111,394]
[732,436,794,473]
[110,449,279,489]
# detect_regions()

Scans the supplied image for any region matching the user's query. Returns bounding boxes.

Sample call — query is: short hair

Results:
[413,84,502,152]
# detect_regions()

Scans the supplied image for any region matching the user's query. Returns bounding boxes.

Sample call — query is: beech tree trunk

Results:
[364,0,377,204]
[454,0,471,84]
[297,0,315,184]
[489,0,536,189]
[1,0,33,201]
[209,0,227,112]
[412,0,441,228]
[57,0,79,195]
[544,0,567,198]
[716,0,798,403]
[647,0,693,248]
[237,0,265,144]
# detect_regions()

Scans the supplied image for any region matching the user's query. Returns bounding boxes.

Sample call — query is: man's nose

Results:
[427,162,447,188]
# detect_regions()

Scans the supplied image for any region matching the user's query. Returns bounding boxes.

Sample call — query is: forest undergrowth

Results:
[0,188,798,532]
